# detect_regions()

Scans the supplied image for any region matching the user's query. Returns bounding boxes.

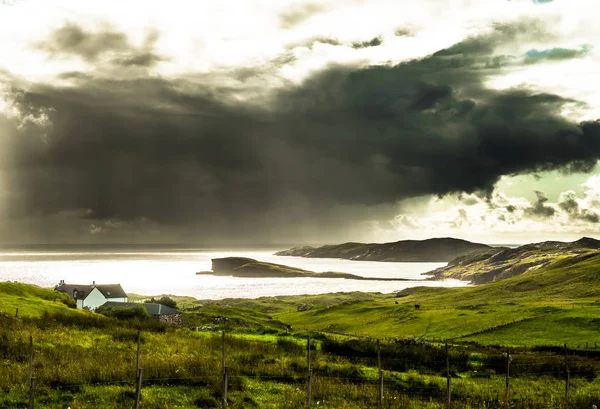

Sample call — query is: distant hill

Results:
[194,246,600,345]
[275,238,495,262]
[425,237,600,284]
[198,257,411,281]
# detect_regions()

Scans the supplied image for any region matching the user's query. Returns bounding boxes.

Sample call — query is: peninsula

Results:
[197,257,413,281]
[275,237,495,262]
[425,237,600,284]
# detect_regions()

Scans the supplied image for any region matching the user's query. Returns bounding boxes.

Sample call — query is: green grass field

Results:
[4,252,600,407]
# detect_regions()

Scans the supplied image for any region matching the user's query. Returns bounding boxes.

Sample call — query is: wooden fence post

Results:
[564,344,569,409]
[307,369,313,409]
[134,368,143,409]
[28,378,35,409]
[222,366,228,408]
[446,342,451,408]
[377,339,383,408]
[505,351,511,408]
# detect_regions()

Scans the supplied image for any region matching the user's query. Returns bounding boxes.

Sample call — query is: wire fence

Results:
[5,328,600,409]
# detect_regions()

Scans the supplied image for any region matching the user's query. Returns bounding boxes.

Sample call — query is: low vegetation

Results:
[4,249,600,407]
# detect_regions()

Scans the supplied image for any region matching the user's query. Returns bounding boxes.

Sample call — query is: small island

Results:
[197,257,413,281]
[275,237,494,262]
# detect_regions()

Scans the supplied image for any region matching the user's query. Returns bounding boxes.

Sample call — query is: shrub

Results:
[96,305,149,320]
[148,296,177,309]
[277,338,305,355]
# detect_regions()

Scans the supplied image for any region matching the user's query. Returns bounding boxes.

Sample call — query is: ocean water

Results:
[0,247,468,299]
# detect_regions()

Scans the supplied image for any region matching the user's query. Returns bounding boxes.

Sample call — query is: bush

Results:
[277,338,305,355]
[96,305,149,320]
[148,296,177,309]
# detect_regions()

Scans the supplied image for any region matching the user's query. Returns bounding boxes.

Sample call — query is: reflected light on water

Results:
[0,249,468,299]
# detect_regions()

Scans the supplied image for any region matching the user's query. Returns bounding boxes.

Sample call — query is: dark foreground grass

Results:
[3,307,600,408]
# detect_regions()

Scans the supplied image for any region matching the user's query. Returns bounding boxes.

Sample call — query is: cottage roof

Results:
[54,283,93,300]
[94,284,127,299]
[102,301,180,315]
[55,283,127,300]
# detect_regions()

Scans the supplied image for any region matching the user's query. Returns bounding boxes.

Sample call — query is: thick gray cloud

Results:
[558,191,600,223]
[36,23,164,67]
[37,23,129,61]
[351,36,383,49]
[3,19,600,243]
[525,190,556,218]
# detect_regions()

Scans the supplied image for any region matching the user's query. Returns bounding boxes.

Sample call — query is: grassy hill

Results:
[0,282,81,317]
[275,237,494,262]
[5,257,600,408]
[426,237,600,283]
[191,252,600,347]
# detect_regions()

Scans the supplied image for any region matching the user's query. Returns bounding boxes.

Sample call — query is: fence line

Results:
[9,330,600,408]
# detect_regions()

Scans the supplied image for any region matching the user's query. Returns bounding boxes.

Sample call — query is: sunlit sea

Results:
[0,246,468,299]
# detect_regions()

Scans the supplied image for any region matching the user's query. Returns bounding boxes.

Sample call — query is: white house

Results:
[55,280,128,310]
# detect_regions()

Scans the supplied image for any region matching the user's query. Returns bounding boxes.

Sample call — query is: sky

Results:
[1,0,600,245]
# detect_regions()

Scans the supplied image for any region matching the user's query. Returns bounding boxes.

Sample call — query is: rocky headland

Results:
[424,237,600,284]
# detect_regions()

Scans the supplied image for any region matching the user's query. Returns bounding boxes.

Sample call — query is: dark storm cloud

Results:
[525,191,556,218]
[351,36,383,49]
[558,192,600,223]
[5,19,600,241]
[279,3,324,28]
